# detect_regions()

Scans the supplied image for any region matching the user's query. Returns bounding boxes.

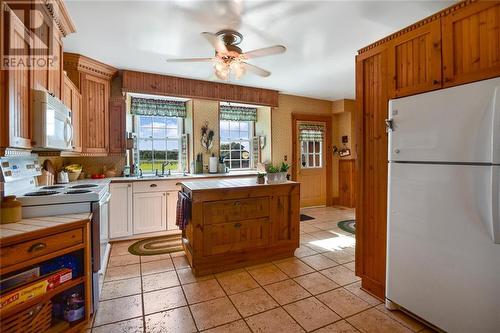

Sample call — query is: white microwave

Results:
[32,90,73,150]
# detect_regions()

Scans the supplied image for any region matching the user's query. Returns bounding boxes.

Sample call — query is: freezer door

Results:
[386,163,500,333]
[388,77,500,164]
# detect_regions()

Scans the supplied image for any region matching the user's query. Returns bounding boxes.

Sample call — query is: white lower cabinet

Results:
[109,180,181,240]
[133,191,167,234]
[109,183,133,239]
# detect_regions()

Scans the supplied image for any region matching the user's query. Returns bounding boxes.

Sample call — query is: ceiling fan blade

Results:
[243,62,271,77]
[167,57,213,63]
[242,45,286,59]
[201,32,228,54]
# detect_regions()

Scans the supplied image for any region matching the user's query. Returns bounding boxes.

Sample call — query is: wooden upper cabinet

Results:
[4,6,32,149]
[48,29,63,98]
[388,19,442,98]
[31,6,51,92]
[63,53,117,156]
[109,97,126,154]
[442,1,500,87]
[63,75,82,152]
[81,74,109,155]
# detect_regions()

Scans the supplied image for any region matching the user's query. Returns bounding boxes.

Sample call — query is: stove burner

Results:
[41,185,65,190]
[24,190,59,196]
[66,189,92,194]
[70,184,98,189]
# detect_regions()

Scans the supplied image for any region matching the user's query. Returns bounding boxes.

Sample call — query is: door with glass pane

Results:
[297,121,327,207]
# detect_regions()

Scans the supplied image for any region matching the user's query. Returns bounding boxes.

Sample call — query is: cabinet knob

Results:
[233,201,241,206]
[150,184,158,188]
[234,223,242,228]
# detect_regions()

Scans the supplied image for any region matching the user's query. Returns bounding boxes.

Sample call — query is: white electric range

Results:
[0,154,110,313]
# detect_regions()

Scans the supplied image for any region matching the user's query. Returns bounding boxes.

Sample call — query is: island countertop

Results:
[180,177,298,191]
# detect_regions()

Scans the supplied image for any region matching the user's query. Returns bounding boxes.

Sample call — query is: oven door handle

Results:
[99,192,112,205]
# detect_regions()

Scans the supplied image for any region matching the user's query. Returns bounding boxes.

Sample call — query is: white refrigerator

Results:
[386,77,500,333]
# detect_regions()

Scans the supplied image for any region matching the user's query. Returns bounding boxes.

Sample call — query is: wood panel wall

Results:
[121,70,279,107]
[355,0,500,300]
[337,159,356,208]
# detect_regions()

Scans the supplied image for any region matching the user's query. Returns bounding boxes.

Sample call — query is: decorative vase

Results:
[266,172,287,184]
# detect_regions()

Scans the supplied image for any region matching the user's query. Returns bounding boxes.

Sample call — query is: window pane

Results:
[239,122,248,132]
[153,117,166,128]
[308,141,314,153]
[301,154,307,167]
[230,121,239,132]
[220,142,230,151]
[140,116,152,127]
[231,160,240,169]
[153,127,165,139]
[165,117,177,128]
[242,160,250,168]
[154,150,165,161]
[167,150,178,161]
[166,128,178,137]
[315,141,320,152]
[240,131,249,140]
[220,130,230,139]
[153,140,166,151]
[139,127,152,138]
[315,154,320,167]
[220,120,229,131]
[220,150,230,160]
[308,154,314,166]
[138,139,152,151]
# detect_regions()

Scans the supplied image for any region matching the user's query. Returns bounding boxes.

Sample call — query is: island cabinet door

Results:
[133,192,167,234]
[203,219,270,256]
[271,190,300,246]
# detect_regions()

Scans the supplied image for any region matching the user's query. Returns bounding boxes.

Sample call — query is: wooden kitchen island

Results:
[180,178,300,276]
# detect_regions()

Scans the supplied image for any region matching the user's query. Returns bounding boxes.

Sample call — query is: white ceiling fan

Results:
[167,30,286,80]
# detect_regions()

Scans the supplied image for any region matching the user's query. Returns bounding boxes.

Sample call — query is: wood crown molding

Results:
[63,52,118,80]
[45,0,77,37]
[358,0,474,54]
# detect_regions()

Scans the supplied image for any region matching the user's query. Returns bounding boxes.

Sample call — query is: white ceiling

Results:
[64,0,453,101]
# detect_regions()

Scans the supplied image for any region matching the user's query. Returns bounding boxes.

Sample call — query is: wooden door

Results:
[81,74,109,155]
[203,219,270,256]
[388,19,442,98]
[296,121,327,207]
[6,7,32,149]
[109,97,126,154]
[355,45,389,300]
[109,183,133,239]
[442,2,500,87]
[133,192,167,234]
[338,159,355,208]
[166,191,178,230]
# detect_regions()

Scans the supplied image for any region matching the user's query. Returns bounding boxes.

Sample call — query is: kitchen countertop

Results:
[0,212,92,240]
[107,170,259,183]
[180,177,298,191]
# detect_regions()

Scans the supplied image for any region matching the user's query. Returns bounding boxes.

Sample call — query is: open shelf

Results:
[0,277,85,319]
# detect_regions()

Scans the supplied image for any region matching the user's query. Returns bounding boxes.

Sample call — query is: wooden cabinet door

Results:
[81,74,109,154]
[203,219,270,256]
[62,76,82,152]
[31,7,51,92]
[355,46,389,300]
[109,183,133,239]
[442,2,500,87]
[48,28,63,98]
[109,97,126,154]
[133,192,167,234]
[388,19,442,98]
[166,191,179,230]
[6,7,32,149]
[271,192,300,246]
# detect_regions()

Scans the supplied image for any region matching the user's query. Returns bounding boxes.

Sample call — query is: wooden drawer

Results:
[203,197,270,225]
[203,218,270,256]
[133,180,179,193]
[1,229,83,268]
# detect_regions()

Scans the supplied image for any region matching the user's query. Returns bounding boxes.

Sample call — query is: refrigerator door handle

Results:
[491,167,500,244]
[385,119,394,132]
[492,87,499,164]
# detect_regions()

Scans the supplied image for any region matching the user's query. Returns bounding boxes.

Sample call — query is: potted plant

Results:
[265,162,289,184]
[257,172,266,184]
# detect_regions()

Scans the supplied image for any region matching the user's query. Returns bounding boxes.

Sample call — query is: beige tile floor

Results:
[89,207,435,333]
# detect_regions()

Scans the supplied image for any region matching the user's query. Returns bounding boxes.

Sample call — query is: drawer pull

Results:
[234,223,242,228]
[233,201,241,206]
[150,184,158,188]
[28,242,47,252]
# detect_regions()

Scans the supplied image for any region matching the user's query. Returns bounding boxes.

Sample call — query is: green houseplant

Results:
[266,162,289,184]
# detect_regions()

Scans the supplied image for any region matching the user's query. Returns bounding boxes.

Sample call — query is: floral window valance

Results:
[131,97,187,118]
[299,124,324,141]
[220,105,257,122]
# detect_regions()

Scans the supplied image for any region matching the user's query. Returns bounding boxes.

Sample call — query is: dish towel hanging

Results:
[176,191,191,230]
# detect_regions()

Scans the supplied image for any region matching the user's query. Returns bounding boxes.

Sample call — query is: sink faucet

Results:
[161,162,170,177]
